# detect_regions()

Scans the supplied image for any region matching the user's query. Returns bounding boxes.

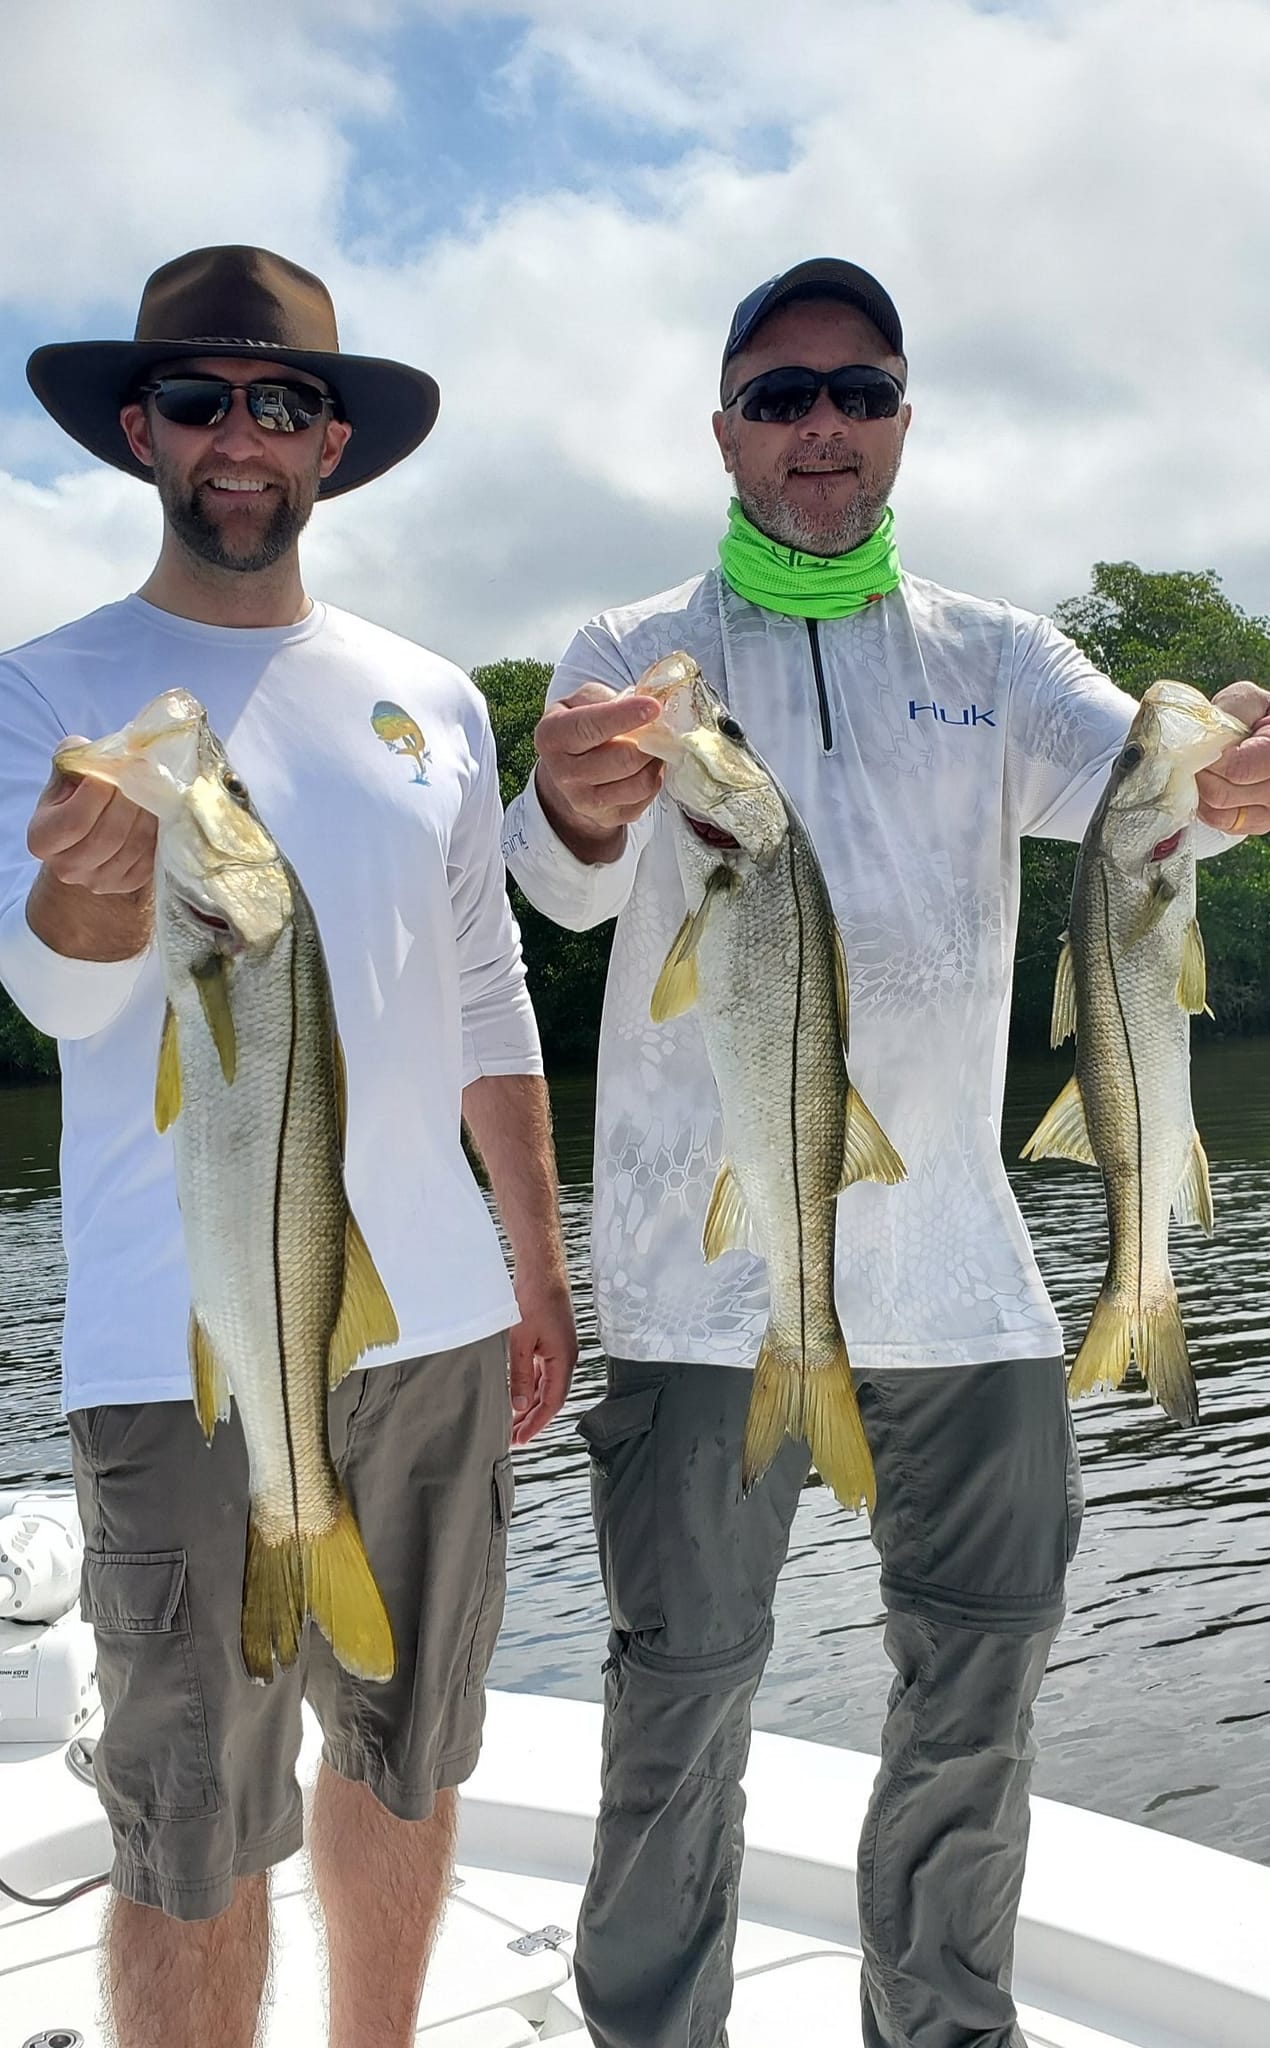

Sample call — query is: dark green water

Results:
[3,1043,1270,1861]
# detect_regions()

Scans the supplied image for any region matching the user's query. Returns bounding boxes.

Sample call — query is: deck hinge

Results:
[508,1923,571,1955]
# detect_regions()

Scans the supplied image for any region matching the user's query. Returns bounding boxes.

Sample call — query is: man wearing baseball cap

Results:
[0,246,576,2047]
[505,258,1270,2045]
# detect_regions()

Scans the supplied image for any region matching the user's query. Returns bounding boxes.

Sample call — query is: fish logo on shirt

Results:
[372,702,431,784]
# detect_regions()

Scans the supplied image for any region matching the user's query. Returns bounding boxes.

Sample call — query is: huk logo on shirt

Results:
[909,700,996,728]
[371,701,431,784]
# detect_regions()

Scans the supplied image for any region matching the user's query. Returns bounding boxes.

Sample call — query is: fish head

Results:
[55,690,290,953]
[1098,679,1249,875]
[630,653,788,862]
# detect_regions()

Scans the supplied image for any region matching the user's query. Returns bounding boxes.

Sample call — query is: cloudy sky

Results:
[2,0,1268,673]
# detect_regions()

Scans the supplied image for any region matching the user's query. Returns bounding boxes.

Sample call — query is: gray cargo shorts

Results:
[67,1333,512,1920]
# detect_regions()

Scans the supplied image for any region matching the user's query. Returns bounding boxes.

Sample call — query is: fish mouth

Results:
[682,809,741,850]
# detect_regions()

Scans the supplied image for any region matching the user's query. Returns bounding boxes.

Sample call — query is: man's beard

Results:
[730,434,901,557]
[152,446,319,574]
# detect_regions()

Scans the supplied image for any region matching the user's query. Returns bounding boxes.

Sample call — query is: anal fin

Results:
[1021,1073,1097,1166]
[702,1161,758,1263]
[840,1084,906,1188]
[1173,1130,1214,1234]
[329,1211,400,1387]
[189,1313,232,1443]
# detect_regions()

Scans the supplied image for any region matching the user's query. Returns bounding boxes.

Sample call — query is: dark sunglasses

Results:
[135,374,338,434]
[723,363,904,425]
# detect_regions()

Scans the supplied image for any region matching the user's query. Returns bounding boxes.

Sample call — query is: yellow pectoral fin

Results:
[155,1001,182,1132]
[840,1085,906,1188]
[1126,873,1178,950]
[1050,935,1077,1049]
[1177,918,1209,1016]
[189,1313,232,1443]
[1021,1073,1097,1165]
[702,1161,756,1263]
[650,867,734,1023]
[329,1211,400,1387]
[191,955,237,1083]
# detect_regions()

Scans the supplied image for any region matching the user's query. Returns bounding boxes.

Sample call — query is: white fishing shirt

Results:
[506,567,1168,1372]
[0,596,536,1411]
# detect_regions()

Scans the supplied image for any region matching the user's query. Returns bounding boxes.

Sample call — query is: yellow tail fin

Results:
[743,1332,875,1514]
[1135,1295,1198,1426]
[241,1496,396,1685]
[1068,1287,1197,1425]
[241,1520,306,1683]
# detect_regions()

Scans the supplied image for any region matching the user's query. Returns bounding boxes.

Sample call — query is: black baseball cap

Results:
[720,258,905,400]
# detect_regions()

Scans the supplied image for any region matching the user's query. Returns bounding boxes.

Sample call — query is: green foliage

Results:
[472,657,614,1067]
[0,987,57,1080]
[1053,561,1270,702]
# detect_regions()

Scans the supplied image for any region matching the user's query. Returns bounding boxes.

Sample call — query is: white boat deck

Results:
[4,1691,1270,2047]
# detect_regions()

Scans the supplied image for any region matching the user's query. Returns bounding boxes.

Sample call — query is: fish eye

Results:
[718,714,746,743]
[222,770,250,806]
[1119,742,1144,771]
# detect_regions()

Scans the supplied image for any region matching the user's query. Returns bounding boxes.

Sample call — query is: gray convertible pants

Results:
[573,1357,1083,2048]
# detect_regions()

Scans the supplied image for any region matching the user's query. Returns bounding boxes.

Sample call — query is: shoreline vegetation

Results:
[3,562,1270,1085]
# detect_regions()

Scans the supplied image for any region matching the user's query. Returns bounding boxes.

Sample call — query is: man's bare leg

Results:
[309,1762,457,2048]
[104,1875,270,2048]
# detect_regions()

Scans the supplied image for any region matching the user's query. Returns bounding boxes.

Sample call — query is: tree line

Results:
[3,559,1270,1085]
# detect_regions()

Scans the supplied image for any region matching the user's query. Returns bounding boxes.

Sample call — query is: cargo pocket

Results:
[577,1384,665,1635]
[79,1549,218,1821]
[464,1455,515,1696]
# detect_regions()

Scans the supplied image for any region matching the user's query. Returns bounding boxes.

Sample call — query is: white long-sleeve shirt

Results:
[505,567,1205,1372]
[0,595,539,1410]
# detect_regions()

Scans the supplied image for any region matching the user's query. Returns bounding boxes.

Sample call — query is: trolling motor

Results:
[0,1491,98,1743]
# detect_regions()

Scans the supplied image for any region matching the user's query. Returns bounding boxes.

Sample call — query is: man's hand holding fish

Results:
[1197,679,1270,833]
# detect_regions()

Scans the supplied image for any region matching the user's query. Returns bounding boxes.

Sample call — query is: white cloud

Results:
[3,0,1270,677]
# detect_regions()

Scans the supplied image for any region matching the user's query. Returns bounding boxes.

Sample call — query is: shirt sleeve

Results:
[500,620,656,931]
[451,706,543,1085]
[1005,614,1239,860]
[0,658,150,1039]
[1004,613,1136,841]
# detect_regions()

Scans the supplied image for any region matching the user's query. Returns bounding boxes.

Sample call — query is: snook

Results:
[1022,680,1247,1423]
[633,654,905,1511]
[57,692,398,1682]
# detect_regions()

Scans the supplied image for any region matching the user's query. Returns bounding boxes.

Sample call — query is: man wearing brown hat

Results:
[0,246,576,2048]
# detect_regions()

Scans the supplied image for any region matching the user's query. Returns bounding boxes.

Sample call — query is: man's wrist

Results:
[26,868,153,963]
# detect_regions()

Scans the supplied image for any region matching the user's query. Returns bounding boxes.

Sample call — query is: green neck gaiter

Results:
[718,498,902,619]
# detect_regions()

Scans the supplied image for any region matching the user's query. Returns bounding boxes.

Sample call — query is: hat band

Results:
[157,334,322,349]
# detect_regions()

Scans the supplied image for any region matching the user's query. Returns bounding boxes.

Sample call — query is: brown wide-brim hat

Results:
[25,244,440,499]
